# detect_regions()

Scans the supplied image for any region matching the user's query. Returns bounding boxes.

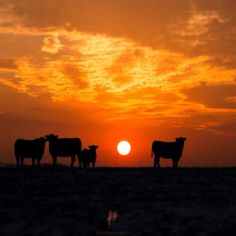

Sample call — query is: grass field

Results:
[1,167,236,235]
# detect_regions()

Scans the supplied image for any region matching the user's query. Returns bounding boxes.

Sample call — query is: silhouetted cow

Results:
[151,137,187,168]
[14,137,47,167]
[81,145,98,168]
[45,134,82,167]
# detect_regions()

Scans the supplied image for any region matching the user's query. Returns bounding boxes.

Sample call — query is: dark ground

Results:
[1,167,236,236]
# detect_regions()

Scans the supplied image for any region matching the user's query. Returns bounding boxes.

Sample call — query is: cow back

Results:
[15,139,34,157]
[48,138,81,156]
[152,140,185,159]
[14,138,46,158]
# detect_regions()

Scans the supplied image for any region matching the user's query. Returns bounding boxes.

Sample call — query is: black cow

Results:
[151,137,187,168]
[81,145,98,168]
[14,137,47,167]
[45,134,82,167]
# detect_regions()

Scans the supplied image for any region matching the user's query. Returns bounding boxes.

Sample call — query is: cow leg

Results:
[84,162,88,168]
[16,155,20,168]
[70,155,76,168]
[82,160,87,168]
[20,157,24,167]
[154,156,160,168]
[32,158,36,167]
[157,157,160,168]
[37,159,40,167]
[154,156,157,168]
[175,161,178,168]
[52,156,57,167]
[78,157,82,168]
[92,161,95,168]
[172,160,178,168]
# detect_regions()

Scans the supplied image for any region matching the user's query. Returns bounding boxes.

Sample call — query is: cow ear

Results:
[96,145,98,148]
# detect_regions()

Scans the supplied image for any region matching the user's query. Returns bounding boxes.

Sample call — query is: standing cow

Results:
[151,137,187,168]
[14,137,47,167]
[81,145,98,168]
[45,134,82,167]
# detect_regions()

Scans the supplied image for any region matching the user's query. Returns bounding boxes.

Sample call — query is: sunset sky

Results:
[0,0,236,167]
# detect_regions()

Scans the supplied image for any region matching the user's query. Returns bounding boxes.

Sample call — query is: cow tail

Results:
[151,146,153,158]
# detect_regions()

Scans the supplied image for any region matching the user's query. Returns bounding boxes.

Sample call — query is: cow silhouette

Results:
[14,137,47,167]
[45,134,82,168]
[151,137,187,168]
[81,145,98,168]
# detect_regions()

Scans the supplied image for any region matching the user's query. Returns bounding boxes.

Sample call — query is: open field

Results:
[1,167,236,235]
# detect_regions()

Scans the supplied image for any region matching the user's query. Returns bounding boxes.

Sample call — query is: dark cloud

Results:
[1,0,234,68]
[183,84,236,109]
[0,0,190,48]
[62,64,89,89]
[0,58,16,69]
[5,0,191,29]
[214,120,236,135]
[170,0,236,67]
[0,34,43,57]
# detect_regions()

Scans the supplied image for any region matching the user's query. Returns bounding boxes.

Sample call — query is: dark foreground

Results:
[1,167,236,236]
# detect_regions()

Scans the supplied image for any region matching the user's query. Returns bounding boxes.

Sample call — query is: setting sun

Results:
[117,141,131,156]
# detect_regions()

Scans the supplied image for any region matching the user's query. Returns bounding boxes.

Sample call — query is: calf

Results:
[81,145,98,168]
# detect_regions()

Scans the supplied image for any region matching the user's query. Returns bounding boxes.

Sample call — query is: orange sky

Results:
[0,0,236,167]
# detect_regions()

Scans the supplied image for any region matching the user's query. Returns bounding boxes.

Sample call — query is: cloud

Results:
[62,64,89,89]
[213,120,236,136]
[172,11,225,37]
[41,34,63,54]
[0,27,235,129]
[1,0,236,67]
[0,58,17,70]
[0,0,236,133]
[183,84,236,109]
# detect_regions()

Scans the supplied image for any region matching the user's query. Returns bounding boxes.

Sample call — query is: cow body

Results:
[14,137,47,167]
[81,145,98,168]
[151,137,186,168]
[45,134,82,167]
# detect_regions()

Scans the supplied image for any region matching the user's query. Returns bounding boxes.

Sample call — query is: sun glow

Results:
[117,141,131,156]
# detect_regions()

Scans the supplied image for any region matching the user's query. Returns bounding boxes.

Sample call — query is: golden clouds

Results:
[0,0,236,134]
[41,34,63,54]
[1,28,236,122]
[174,11,225,37]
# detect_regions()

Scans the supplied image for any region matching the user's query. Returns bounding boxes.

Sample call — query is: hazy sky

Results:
[0,0,236,166]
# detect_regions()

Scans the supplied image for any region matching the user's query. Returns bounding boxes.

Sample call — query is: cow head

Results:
[89,145,98,151]
[45,134,59,141]
[176,137,187,142]
[38,137,47,142]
